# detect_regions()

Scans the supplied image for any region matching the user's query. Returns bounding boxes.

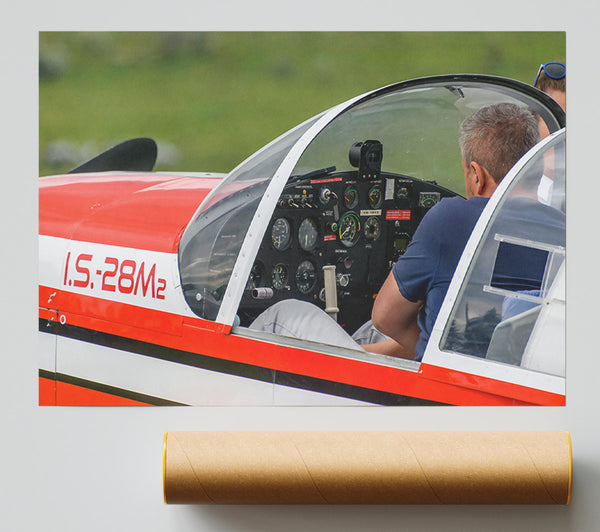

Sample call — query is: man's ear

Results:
[470,161,496,197]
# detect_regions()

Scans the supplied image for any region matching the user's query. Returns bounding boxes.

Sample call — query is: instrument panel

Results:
[238,170,457,332]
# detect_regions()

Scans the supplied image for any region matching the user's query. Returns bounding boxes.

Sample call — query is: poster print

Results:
[38,32,565,406]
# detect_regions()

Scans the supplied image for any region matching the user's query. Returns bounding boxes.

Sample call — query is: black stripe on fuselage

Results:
[39,319,442,406]
[39,368,184,406]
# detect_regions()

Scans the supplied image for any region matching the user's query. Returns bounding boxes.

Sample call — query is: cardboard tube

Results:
[163,431,572,505]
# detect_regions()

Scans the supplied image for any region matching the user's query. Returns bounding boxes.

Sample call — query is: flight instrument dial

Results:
[271,217,291,251]
[298,217,319,251]
[364,217,382,241]
[296,260,317,294]
[368,185,383,209]
[343,185,359,209]
[272,263,289,290]
[338,212,361,247]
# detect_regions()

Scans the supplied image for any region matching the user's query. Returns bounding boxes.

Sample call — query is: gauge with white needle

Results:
[298,218,318,251]
[338,212,361,247]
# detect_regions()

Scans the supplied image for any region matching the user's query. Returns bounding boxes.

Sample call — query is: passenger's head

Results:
[459,102,540,196]
[534,62,566,111]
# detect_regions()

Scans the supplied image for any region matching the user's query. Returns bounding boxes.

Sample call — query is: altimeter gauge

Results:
[295,260,317,294]
[298,217,319,251]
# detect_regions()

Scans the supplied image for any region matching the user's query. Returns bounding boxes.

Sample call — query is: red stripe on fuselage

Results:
[418,363,565,406]
[41,288,551,406]
[39,376,56,406]
[39,173,220,253]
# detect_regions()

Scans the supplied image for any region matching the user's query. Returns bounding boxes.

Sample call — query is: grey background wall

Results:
[3,1,599,530]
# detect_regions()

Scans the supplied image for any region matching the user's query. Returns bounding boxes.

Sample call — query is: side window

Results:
[439,133,566,376]
[178,116,320,321]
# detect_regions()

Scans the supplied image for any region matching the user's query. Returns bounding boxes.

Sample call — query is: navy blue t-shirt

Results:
[392,196,489,360]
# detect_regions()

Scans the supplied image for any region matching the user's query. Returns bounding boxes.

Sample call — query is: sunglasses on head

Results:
[534,62,566,86]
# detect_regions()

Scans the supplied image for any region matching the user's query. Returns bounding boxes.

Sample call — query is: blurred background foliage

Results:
[39,31,565,176]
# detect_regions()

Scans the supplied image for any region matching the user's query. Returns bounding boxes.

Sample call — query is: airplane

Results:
[38,74,566,406]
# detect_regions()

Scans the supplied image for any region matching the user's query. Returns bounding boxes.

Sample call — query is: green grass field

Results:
[39,31,565,176]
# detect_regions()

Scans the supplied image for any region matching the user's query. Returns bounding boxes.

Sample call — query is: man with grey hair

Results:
[459,102,541,189]
[251,103,541,361]
[371,102,540,360]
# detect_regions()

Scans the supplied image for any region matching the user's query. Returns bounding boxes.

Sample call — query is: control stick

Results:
[322,265,339,321]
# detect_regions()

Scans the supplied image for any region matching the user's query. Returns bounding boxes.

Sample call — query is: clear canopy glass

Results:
[178,76,564,323]
[178,115,321,320]
[291,80,562,194]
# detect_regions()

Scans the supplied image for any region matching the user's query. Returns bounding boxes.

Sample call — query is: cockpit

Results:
[235,143,457,332]
[177,75,565,368]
